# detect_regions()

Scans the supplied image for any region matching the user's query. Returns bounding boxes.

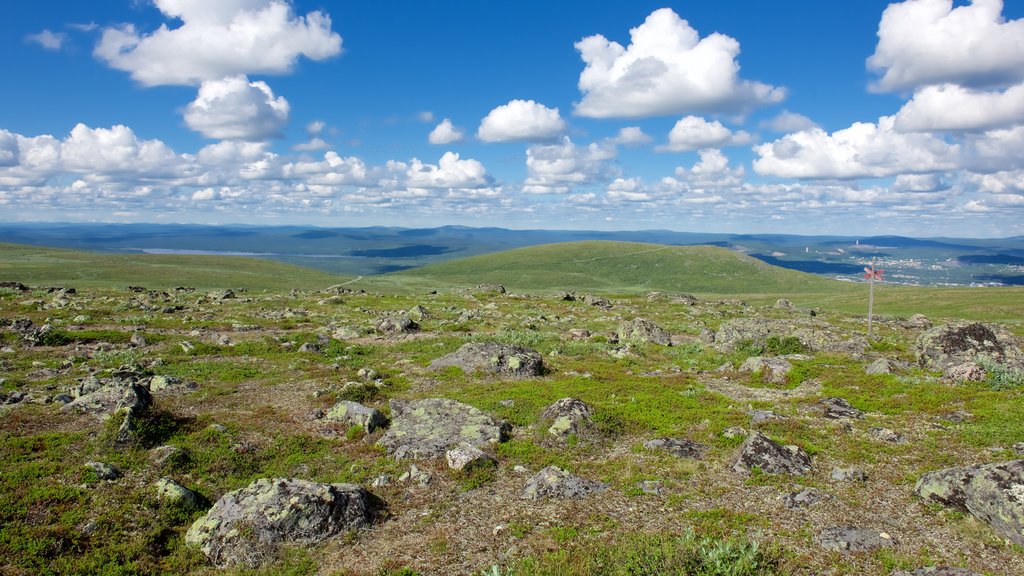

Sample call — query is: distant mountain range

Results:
[1,222,1022,286]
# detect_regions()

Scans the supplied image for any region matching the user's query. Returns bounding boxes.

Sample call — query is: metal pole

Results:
[867,258,875,339]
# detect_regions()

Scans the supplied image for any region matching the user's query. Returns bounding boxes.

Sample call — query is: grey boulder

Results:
[378,398,510,459]
[817,526,895,553]
[521,466,607,500]
[324,400,387,433]
[915,459,1024,546]
[186,478,372,568]
[732,431,812,476]
[618,318,671,346]
[428,342,543,378]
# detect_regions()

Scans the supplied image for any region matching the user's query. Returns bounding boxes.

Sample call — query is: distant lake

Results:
[136,248,355,258]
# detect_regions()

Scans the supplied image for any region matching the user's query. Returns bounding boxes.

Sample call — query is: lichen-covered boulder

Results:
[323,400,387,433]
[378,398,510,459]
[914,460,1024,547]
[916,322,1022,371]
[60,380,153,445]
[186,478,372,568]
[521,466,607,500]
[738,356,792,384]
[714,318,866,355]
[428,342,543,378]
[540,398,594,442]
[732,431,812,476]
[618,318,671,346]
[643,437,710,460]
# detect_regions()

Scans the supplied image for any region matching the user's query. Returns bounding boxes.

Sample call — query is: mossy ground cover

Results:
[1,274,1022,575]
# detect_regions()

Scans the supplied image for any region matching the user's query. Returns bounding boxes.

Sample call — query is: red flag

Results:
[863,267,884,281]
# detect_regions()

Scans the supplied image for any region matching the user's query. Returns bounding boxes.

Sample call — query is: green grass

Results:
[386,241,842,295]
[0,242,347,291]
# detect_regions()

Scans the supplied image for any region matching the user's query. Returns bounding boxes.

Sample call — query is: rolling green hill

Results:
[386,241,843,294]
[0,243,347,291]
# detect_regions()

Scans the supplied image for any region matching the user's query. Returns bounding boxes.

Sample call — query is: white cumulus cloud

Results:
[894,83,1024,132]
[0,130,19,167]
[753,115,960,179]
[574,8,784,118]
[94,0,341,86]
[428,119,464,145]
[659,116,751,152]
[184,75,289,140]
[478,99,566,142]
[406,152,491,189]
[868,0,1024,92]
[522,137,617,194]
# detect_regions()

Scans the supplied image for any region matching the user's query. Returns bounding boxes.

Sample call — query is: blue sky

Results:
[2,1,1023,237]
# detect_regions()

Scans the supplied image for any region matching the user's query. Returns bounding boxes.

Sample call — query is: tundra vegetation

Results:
[1,241,1023,575]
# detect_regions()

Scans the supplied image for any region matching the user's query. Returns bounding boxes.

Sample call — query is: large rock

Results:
[323,401,387,433]
[714,318,867,355]
[186,478,372,568]
[60,377,153,445]
[428,342,543,378]
[539,397,594,442]
[375,316,418,334]
[914,459,1024,546]
[738,356,792,385]
[916,322,1022,371]
[732,431,812,476]
[378,398,510,459]
[618,318,671,346]
[521,466,608,499]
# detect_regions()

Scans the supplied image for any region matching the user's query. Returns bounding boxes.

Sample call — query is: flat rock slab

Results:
[644,437,710,460]
[714,317,867,355]
[186,478,371,568]
[783,488,830,510]
[915,459,1024,547]
[818,526,894,553]
[378,398,510,459]
[701,376,822,403]
[428,342,543,378]
[521,466,608,500]
[733,431,812,476]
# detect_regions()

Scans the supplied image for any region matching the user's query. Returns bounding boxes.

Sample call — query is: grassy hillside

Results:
[387,241,845,294]
[0,243,347,291]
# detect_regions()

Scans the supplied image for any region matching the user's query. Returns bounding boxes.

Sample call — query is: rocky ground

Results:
[1,282,1023,575]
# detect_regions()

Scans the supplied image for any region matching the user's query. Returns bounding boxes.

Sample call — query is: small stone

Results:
[783,488,829,510]
[129,333,148,347]
[638,480,663,495]
[820,397,864,419]
[722,426,747,439]
[521,466,607,500]
[817,526,894,553]
[445,442,497,472]
[831,467,868,482]
[869,427,908,444]
[749,409,781,425]
[155,477,199,508]
[644,437,709,460]
[180,341,195,353]
[84,461,121,481]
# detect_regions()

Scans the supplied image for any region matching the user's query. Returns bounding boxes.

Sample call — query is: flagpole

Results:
[867,258,875,339]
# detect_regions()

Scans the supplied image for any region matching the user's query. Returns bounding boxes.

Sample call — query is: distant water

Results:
[136,248,355,259]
